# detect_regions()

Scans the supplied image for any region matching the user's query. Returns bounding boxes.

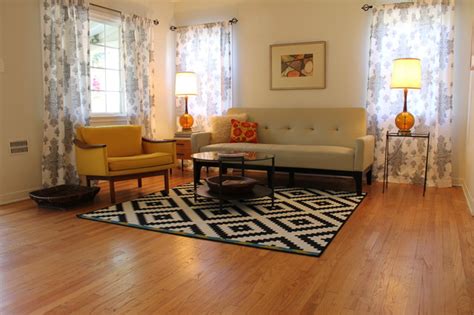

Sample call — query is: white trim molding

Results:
[90,115,128,126]
[0,186,41,206]
[459,179,474,216]
[463,186,474,216]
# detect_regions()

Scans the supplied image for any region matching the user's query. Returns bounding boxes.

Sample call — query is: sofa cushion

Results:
[210,114,248,144]
[78,125,142,157]
[108,152,173,171]
[200,143,355,171]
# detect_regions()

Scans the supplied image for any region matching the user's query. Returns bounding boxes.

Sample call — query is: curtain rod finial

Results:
[229,17,238,24]
[153,19,159,25]
[170,26,177,31]
[361,4,373,11]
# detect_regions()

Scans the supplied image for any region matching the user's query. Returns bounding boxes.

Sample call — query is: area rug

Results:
[78,183,366,257]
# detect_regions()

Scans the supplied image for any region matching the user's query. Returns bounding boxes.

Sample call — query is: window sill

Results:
[90,115,128,126]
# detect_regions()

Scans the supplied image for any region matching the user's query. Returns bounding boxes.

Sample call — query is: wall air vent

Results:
[9,140,28,154]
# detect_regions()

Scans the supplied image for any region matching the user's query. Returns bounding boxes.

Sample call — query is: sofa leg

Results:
[164,170,170,195]
[138,178,142,188]
[288,172,295,187]
[354,172,363,195]
[86,176,91,187]
[366,168,373,185]
[109,180,116,203]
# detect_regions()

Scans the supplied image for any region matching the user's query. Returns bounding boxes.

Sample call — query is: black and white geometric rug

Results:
[78,183,366,257]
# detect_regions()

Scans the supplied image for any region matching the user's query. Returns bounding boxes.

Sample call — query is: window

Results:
[89,9,124,116]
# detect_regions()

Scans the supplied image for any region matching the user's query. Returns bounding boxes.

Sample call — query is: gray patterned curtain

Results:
[121,14,157,138]
[175,21,233,131]
[41,0,90,186]
[366,0,455,187]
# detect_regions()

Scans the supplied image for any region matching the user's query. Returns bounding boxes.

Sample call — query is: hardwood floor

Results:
[1,169,473,314]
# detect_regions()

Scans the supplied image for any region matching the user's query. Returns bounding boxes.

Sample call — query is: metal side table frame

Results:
[383,131,430,196]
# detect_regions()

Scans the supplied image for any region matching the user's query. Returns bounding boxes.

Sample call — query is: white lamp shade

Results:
[175,72,198,96]
[391,58,421,89]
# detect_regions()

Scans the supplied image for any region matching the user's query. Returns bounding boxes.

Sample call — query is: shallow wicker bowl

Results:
[205,175,258,195]
[29,185,100,209]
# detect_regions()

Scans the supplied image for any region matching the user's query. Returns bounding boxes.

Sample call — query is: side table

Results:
[383,131,430,196]
[175,138,192,172]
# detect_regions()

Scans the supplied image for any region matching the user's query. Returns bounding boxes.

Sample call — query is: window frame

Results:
[89,7,126,120]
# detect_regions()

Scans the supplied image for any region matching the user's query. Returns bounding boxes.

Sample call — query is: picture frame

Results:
[270,41,326,90]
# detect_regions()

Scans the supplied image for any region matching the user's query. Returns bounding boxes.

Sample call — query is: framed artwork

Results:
[270,41,326,90]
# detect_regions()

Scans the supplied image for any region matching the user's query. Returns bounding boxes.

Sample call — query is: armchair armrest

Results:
[142,138,176,144]
[73,139,108,176]
[73,139,106,149]
[191,132,212,153]
[354,135,375,172]
[142,138,177,164]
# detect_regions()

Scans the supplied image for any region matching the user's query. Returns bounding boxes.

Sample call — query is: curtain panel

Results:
[121,14,157,138]
[41,0,90,186]
[175,21,233,131]
[366,0,455,187]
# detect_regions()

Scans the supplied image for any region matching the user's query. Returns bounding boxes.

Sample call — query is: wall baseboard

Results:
[0,187,40,206]
[460,181,474,216]
[452,177,464,187]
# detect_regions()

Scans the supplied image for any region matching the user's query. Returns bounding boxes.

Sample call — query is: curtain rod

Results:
[90,3,159,25]
[361,1,415,11]
[169,17,238,31]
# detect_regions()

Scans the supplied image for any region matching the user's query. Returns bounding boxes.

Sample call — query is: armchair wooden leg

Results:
[138,178,142,188]
[164,170,170,195]
[86,176,91,187]
[109,180,116,203]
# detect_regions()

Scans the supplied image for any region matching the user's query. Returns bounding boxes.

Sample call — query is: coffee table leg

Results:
[193,159,198,203]
[271,157,275,209]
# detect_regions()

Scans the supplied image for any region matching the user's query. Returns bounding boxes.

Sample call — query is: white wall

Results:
[452,0,472,187]
[0,0,4,200]
[174,0,371,108]
[0,0,175,205]
[464,1,474,215]
[174,0,471,187]
[0,0,43,205]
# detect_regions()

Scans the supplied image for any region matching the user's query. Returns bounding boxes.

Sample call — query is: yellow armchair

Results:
[74,125,177,203]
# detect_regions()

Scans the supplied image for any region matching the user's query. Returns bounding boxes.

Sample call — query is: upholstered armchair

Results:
[74,125,177,203]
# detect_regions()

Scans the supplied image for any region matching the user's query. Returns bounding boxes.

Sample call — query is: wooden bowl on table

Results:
[205,176,258,195]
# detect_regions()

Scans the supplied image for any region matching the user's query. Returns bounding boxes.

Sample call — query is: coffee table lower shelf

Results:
[195,183,274,203]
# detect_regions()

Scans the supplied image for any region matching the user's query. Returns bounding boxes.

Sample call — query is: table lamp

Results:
[175,72,198,131]
[390,58,421,134]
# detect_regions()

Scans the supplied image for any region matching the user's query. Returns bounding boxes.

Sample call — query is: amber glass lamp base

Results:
[395,111,415,135]
[179,113,194,131]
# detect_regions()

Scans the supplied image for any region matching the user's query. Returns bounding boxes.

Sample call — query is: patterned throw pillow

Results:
[230,119,258,143]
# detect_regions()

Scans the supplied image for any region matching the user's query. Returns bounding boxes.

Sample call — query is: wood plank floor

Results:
[0,169,473,314]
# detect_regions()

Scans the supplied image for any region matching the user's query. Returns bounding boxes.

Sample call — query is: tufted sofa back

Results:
[226,107,367,148]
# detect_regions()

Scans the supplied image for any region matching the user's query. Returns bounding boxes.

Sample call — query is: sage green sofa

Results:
[190,107,375,194]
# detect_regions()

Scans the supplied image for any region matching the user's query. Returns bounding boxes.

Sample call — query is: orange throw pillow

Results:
[230,119,258,143]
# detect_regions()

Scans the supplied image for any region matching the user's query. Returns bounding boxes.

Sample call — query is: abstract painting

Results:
[281,54,314,77]
[270,41,326,90]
